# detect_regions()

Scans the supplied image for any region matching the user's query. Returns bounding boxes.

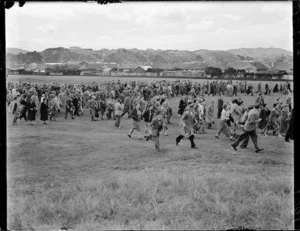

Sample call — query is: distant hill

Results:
[6,48,29,55]
[6,47,293,70]
[227,47,293,63]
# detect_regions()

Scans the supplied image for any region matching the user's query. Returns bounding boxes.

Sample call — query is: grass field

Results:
[7,74,294,90]
[7,75,294,230]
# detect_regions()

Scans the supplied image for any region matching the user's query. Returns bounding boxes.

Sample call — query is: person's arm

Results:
[248,113,261,123]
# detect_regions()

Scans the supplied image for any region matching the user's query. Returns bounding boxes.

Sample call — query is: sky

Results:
[5,1,293,52]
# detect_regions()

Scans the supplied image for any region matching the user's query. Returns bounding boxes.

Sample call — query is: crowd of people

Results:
[7,79,293,152]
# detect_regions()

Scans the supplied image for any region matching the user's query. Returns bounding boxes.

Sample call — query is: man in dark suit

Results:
[178,96,188,116]
[217,95,224,119]
[65,95,75,119]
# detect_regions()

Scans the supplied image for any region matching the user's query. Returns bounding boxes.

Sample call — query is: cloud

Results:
[97,35,111,40]
[35,25,57,34]
[186,20,215,32]
[261,3,291,13]
[222,14,242,20]
[7,2,77,21]
[216,28,229,35]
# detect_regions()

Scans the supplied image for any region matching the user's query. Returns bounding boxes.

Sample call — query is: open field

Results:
[7,74,293,90]
[7,75,294,230]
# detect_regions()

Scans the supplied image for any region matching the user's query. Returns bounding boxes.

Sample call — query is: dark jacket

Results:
[143,109,154,123]
[40,102,48,121]
[130,108,141,122]
[258,108,268,129]
[217,98,224,108]
[178,99,187,115]
[26,101,36,121]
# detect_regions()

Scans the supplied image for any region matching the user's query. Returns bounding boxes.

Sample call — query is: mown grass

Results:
[8,170,293,230]
[7,76,294,230]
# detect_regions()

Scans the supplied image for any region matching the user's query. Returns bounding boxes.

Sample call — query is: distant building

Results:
[247,61,268,72]
[102,68,113,76]
[227,61,268,73]
[119,64,137,73]
[134,66,153,73]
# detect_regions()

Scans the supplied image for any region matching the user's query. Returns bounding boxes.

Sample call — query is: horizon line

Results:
[6,46,293,53]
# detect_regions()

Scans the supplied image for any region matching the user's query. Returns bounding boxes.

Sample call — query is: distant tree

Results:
[111,67,118,72]
[147,68,164,73]
[17,51,44,64]
[172,67,182,71]
[224,67,237,76]
[205,67,222,77]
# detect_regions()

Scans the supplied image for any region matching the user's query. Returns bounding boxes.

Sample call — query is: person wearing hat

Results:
[146,110,164,152]
[11,95,22,126]
[114,98,124,129]
[217,95,224,119]
[279,104,290,137]
[178,96,188,116]
[26,95,37,125]
[19,95,28,122]
[258,103,268,131]
[106,95,115,120]
[261,103,281,136]
[234,105,254,149]
[99,94,107,120]
[206,101,215,129]
[231,104,263,153]
[48,94,57,121]
[215,104,235,140]
[128,103,143,140]
[230,99,242,139]
[40,97,49,125]
[65,95,75,120]
[176,104,198,149]
[160,100,170,136]
[143,104,155,138]
[255,93,264,107]
[88,95,97,121]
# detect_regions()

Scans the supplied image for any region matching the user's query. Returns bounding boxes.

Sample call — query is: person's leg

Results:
[128,127,134,137]
[153,135,160,151]
[231,132,249,149]
[163,123,168,136]
[12,114,18,125]
[65,109,68,119]
[136,127,143,139]
[216,126,223,138]
[176,134,185,145]
[188,134,197,148]
[100,108,104,119]
[107,110,111,120]
[240,135,249,148]
[249,130,262,152]
[261,124,270,135]
[285,125,292,142]
[115,115,121,128]
[91,109,95,121]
